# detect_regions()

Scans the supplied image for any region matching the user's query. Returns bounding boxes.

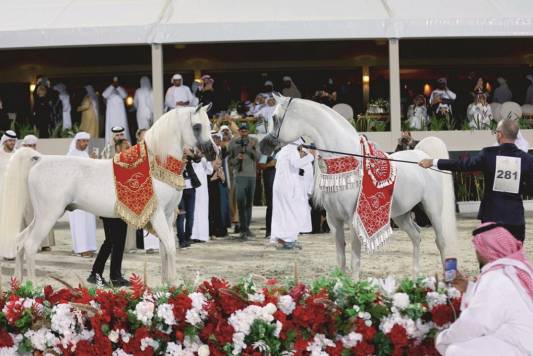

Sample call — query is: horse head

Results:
[259,93,301,155]
[188,103,217,161]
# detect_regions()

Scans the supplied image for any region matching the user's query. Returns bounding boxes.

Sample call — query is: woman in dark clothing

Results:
[208,156,228,237]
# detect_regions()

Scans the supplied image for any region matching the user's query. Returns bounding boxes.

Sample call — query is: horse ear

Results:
[272,91,283,100]
[195,104,202,114]
[201,102,212,113]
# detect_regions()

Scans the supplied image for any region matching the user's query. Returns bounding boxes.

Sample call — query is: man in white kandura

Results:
[20,135,56,252]
[165,73,194,111]
[134,76,154,130]
[66,132,97,258]
[436,222,533,355]
[191,151,213,243]
[271,138,315,249]
[0,130,17,260]
[102,77,130,143]
[53,83,72,130]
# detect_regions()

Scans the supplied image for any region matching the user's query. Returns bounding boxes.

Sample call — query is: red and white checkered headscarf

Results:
[473,222,533,301]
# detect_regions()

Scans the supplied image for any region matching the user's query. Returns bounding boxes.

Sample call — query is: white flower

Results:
[135,301,155,325]
[380,313,417,338]
[392,293,410,310]
[248,293,265,303]
[232,332,246,355]
[140,337,159,352]
[24,328,56,351]
[112,349,133,356]
[108,330,120,343]
[426,292,447,309]
[353,305,360,312]
[307,334,335,356]
[379,276,397,297]
[278,295,296,315]
[120,329,132,343]
[157,304,176,326]
[198,344,210,356]
[164,342,185,356]
[340,332,363,348]
[421,277,436,291]
[365,320,372,327]
[228,304,278,354]
[22,298,35,309]
[185,309,204,327]
[447,287,461,299]
[274,320,283,338]
[264,303,277,315]
[189,292,207,310]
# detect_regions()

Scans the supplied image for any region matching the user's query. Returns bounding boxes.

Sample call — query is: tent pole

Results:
[151,43,164,121]
[388,38,401,145]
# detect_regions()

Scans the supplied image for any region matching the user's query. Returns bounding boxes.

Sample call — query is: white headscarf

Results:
[140,76,151,89]
[53,83,67,95]
[171,74,183,84]
[67,132,91,155]
[0,130,17,146]
[22,135,38,146]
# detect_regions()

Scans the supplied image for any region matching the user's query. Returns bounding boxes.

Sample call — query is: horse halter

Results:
[272,97,293,139]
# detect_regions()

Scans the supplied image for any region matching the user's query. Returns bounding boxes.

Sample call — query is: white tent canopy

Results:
[1,0,532,49]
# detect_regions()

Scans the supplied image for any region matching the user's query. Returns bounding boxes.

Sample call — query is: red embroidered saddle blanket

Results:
[113,142,156,229]
[113,142,186,228]
[355,136,396,251]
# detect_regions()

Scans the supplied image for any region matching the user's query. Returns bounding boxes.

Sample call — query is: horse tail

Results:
[0,148,41,259]
[415,137,457,258]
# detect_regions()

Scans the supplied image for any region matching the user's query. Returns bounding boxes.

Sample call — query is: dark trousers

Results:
[92,218,127,279]
[177,188,196,243]
[263,170,275,236]
[310,199,323,234]
[236,176,255,233]
[503,224,525,242]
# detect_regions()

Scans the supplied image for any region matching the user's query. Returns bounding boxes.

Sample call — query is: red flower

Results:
[354,341,375,356]
[168,294,192,322]
[289,283,307,302]
[355,318,376,342]
[431,304,454,327]
[389,324,409,347]
[0,328,13,348]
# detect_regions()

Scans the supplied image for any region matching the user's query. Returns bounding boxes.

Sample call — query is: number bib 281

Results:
[493,156,521,194]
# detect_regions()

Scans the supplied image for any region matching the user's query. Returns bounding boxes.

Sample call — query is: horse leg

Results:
[348,220,362,280]
[328,216,346,273]
[422,199,448,266]
[393,213,422,278]
[150,209,176,285]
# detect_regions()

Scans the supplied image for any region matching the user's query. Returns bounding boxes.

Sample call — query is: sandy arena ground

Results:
[1,207,532,288]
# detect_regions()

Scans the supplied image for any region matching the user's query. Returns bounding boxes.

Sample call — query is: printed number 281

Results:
[496,170,518,180]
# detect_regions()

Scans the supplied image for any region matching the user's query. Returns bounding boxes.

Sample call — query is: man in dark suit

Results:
[419,119,533,242]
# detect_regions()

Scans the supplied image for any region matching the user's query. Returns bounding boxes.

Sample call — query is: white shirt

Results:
[430,88,456,113]
[436,267,533,355]
[165,85,194,110]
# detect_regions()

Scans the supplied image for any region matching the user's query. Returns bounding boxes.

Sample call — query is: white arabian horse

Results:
[260,95,457,278]
[0,106,216,284]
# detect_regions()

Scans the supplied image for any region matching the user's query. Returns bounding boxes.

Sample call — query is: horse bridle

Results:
[271,97,293,139]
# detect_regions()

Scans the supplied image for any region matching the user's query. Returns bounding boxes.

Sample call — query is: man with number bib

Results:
[419,119,533,242]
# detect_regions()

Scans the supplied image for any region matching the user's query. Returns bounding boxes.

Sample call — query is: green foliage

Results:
[355,115,370,132]
[246,319,282,354]
[373,331,393,356]
[17,336,33,353]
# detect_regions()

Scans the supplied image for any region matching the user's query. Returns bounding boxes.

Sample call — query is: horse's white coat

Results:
[263,95,457,278]
[0,106,214,284]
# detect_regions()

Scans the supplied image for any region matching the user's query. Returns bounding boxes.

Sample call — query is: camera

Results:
[237,138,249,172]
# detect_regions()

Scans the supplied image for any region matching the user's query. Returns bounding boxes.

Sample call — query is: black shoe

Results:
[87,273,108,286]
[246,230,256,238]
[239,232,248,240]
[110,276,131,287]
[234,225,241,234]
[179,241,191,248]
[190,239,205,244]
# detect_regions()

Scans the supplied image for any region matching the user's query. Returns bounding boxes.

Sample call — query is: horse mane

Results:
[305,100,359,135]
[143,107,193,161]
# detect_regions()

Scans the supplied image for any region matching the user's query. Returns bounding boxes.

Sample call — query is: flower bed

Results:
[0,272,461,355]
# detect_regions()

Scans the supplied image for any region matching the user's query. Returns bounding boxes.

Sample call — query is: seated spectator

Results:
[467,90,493,130]
[407,95,429,130]
[436,222,533,355]
[430,78,456,120]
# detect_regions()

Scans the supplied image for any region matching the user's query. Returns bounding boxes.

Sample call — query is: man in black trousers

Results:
[87,139,131,286]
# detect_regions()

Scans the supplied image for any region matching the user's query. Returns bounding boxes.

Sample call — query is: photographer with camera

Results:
[176,148,202,248]
[228,123,259,240]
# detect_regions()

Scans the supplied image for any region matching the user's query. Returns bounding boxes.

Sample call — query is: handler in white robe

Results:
[0,130,17,259]
[493,77,513,103]
[134,76,154,130]
[300,159,314,234]
[103,77,130,143]
[191,156,213,242]
[436,223,533,355]
[165,74,194,111]
[271,139,314,247]
[66,132,97,256]
[53,83,72,130]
